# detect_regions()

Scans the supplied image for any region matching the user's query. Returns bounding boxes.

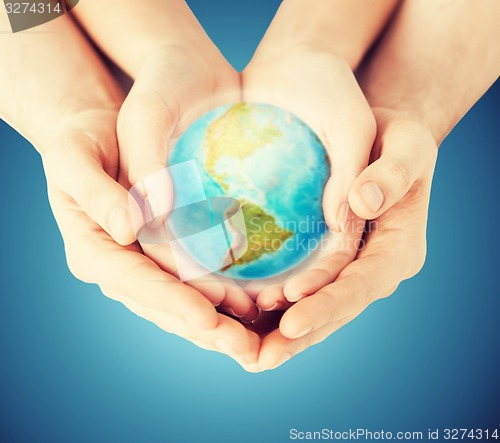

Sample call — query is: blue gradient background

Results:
[1,1,499,442]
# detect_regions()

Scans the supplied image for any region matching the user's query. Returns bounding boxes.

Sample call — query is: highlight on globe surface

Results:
[129,102,331,281]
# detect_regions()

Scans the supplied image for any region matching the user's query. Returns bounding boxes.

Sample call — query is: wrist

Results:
[371,106,442,150]
[72,0,222,78]
[253,31,360,70]
[6,93,122,155]
[252,0,400,70]
[366,94,449,146]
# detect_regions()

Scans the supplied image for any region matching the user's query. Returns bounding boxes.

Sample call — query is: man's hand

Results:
[44,109,262,370]
[256,110,437,369]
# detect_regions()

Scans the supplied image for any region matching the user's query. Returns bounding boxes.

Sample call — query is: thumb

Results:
[42,140,135,246]
[117,84,177,239]
[348,119,437,220]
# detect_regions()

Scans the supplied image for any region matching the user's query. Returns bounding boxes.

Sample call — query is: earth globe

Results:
[167,102,330,280]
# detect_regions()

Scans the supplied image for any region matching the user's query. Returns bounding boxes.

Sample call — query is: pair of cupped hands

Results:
[45,40,437,372]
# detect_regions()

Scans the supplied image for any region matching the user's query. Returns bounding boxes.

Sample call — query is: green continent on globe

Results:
[204,102,282,191]
[225,200,293,268]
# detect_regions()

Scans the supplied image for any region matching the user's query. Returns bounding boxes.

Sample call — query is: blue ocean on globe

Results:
[168,102,330,280]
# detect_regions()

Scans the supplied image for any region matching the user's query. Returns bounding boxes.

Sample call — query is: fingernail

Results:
[293,325,313,338]
[108,206,129,238]
[359,182,384,212]
[286,293,304,303]
[263,301,283,312]
[222,306,244,318]
[336,202,349,232]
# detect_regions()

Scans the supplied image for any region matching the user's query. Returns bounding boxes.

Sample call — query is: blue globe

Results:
[168,102,330,280]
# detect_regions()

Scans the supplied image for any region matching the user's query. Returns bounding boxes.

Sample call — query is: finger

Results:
[118,83,177,187]
[219,282,260,323]
[255,284,292,312]
[209,314,261,366]
[43,143,135,246]
[282,223,363,302]
[96,246,219,330]
[49,191,218,330]
[349,118,437,220]
[284,101,374,299]
[244,271,292,302]
[246,310,284,338]
[117,87,175,242]
[320,102,375,233]
[142,242,259,322]
[258,316,354,370]
[279,250,408,340]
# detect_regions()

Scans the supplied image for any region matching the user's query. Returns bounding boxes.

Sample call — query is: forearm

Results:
[359,0,500,144]
[71,0,220,77]
[251,0,401,69]
[0,10,122,151]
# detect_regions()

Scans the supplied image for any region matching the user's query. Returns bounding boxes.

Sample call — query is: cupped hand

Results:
[42,108,261,370]
[242,46,376,311]
[255,109,438,370]
[117,45,259,322]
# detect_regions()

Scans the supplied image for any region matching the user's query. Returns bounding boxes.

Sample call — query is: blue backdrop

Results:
[1,1,499,442]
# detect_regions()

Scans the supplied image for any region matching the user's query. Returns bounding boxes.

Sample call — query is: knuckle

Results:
[344,269,374,305]
[386,157,412,193]
[320,249,356,275]
[322,291,340,323]
[85,189,106,225]
[127,165,150,187]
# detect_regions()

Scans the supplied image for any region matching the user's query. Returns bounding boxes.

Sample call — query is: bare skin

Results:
[0,10,260,369]
[256,0,500,370]
[1,1,499,371]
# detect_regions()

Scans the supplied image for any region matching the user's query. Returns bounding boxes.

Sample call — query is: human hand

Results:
[242,46,375,311]
[117,45,259,323]
[0,12,259,369]
[43,109,261,369]
[253,109,437,369]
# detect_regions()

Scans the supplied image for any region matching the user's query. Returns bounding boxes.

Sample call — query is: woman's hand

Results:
[0,10,261,369]
[235,0,399,313]
[242,46,375,311]
[71,0,259,321]
[116,44,259,323]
